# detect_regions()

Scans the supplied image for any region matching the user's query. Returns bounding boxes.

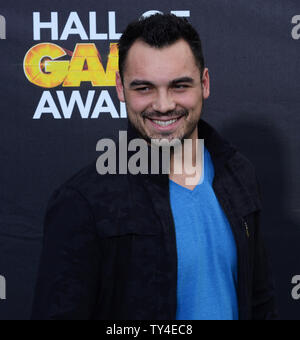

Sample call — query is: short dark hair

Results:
[118,14,205,82]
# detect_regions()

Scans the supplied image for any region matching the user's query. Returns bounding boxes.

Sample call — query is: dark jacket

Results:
[31,120,278,320]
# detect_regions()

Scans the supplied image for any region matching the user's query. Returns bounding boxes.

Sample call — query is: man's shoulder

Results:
[224,149,263,213]
[54,159,130,207]
[201,120,259,186]
[201,120,262,212]
[230,149,257,180]
[63,160,100,191]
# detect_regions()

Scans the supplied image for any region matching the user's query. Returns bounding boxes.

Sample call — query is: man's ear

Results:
[116,72,125,102]
[202,68,210,100]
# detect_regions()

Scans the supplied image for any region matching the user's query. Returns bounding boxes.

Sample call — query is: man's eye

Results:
[175,84,189,89]
[136,87,151,92]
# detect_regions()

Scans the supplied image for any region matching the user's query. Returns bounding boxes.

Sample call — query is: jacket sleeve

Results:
[251,179,279,320]
[31,186,102,320]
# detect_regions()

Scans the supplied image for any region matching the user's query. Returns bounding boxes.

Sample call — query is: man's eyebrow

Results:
[129,77,195,88]
[170,77,195,85]
[129,80,154,88]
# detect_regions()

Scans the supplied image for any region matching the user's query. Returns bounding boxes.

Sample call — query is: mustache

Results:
[141,109,189,119]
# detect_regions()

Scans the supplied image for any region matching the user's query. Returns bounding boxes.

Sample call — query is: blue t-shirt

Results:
[169,147,239,320]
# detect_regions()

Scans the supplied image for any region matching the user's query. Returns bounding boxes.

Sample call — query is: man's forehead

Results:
[124,39,199,80]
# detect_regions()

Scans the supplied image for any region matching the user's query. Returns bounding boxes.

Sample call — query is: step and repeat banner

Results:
[0,0,299,320]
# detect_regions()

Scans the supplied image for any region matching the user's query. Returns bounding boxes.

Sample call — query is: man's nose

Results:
[152,90,176,113]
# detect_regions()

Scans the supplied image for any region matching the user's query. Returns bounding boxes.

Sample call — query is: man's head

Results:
[116,14,210,143]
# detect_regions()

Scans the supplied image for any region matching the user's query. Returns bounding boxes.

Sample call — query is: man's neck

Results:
[169,126,203,191]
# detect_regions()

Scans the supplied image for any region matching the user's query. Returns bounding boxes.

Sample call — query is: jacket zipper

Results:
[212,177,251,320]
[243,218,250,239]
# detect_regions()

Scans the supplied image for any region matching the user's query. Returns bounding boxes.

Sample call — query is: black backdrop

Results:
[0,0,299,320]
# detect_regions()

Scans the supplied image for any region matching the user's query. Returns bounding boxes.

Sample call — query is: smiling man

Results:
[116,36,209,189]
[117,39,207,143]
[32,14,278,320]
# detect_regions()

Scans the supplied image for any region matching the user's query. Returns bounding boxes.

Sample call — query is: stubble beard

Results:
[127,107,202,146]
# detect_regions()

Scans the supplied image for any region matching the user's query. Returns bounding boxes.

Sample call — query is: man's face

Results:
[116,39,210,143]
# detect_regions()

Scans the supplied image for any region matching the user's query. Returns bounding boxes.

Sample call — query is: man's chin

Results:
[150,137,183,148]
[144,131,185,146]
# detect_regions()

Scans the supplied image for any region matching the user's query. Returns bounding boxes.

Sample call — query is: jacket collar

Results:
[126,118,261,215]
[126,118,237,179]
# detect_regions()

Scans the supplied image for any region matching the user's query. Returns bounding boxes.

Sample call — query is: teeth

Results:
[153,119,178,127]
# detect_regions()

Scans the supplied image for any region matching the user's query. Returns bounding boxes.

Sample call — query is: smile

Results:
[146,116,185,131]
[152,119,178,127]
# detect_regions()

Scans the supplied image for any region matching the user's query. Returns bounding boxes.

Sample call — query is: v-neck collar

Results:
[169,145,206,193]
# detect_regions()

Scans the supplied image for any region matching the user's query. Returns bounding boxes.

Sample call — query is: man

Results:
[32,14,278,320]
